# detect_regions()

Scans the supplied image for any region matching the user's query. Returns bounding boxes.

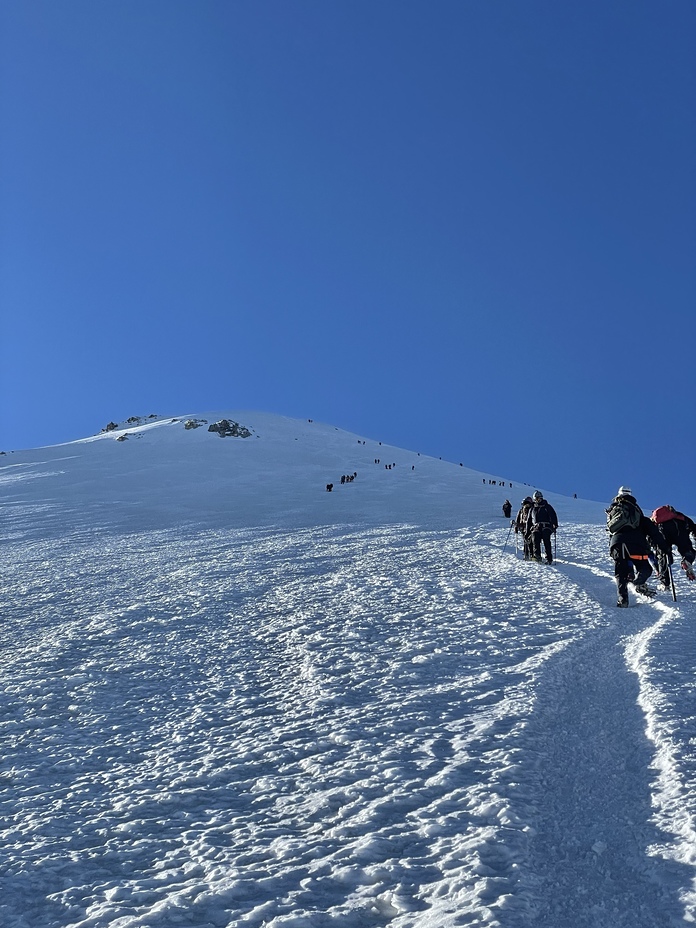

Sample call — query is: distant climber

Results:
[502,500,512,519]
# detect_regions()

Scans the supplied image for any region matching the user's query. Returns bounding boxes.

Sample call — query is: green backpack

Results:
[606,497,641,534]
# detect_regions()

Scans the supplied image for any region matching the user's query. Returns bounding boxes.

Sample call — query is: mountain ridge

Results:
[0,411,606,540]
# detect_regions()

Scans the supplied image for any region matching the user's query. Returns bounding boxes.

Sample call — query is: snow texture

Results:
[1,411,695,927]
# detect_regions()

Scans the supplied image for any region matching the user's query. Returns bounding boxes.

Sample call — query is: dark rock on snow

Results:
[208,419,252,438]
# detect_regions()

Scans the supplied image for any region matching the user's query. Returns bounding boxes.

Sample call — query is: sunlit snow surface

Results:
[1,413,695,927]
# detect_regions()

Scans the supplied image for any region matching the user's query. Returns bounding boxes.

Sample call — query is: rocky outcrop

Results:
[126,414,159,425]
[208,419,252,438]
[101,414,250,439]
[103,414,159,433]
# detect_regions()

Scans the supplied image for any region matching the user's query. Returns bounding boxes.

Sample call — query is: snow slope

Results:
[1,412,695,928]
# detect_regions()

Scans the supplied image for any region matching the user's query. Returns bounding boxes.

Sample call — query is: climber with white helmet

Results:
[525,490,559,564]
[606,487,668,607]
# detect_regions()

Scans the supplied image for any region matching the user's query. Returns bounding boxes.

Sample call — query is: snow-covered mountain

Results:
[2,412,695,928]
[1,411,603,538]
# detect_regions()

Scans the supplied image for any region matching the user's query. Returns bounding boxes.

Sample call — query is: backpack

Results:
[532,502,554,527]
[606,497,641,534]
[652,505,685,524]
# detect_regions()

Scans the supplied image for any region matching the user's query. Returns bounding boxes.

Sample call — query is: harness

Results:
[621,543,649,561]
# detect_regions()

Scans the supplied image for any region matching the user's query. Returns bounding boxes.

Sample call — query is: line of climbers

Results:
[605,487,696,607]
[513,491,559,564]
[509,485,695,602]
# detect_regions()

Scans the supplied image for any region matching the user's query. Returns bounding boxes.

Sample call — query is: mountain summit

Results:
[1,410,600,537]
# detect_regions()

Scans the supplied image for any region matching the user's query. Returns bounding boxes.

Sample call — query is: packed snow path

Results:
[3,521,696,928]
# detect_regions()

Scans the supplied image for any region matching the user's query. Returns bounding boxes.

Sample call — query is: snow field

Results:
[1,413,695,927]
[0,523,590,927]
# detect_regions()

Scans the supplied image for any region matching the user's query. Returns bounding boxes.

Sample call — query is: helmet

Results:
[617,486,632,497]
[523,496,533,504]
[533,490,543,500]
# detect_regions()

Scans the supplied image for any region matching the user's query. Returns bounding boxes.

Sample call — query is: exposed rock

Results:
[208,419,252,438]
[184,419,208,430]
[116,434,129,442]
[103,414,160,434]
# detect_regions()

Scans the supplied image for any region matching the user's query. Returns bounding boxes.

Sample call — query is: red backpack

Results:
[652,505,685,524]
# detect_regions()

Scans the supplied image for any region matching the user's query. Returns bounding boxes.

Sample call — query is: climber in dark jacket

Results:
[515,497,534,560]
[607,487,668,606]
[525,491,558,564]
[651,506,696,585]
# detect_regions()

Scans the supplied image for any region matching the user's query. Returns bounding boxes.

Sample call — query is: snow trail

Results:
[511,617,691,927]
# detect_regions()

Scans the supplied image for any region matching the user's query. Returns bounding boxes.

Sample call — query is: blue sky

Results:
[1,0,694,513]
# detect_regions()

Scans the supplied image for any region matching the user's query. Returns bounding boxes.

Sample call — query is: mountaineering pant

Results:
[519,532,533,560]
[656,544,696,585]
[532,527,554,564]
[612,547,652,599]
[515,524,533,559]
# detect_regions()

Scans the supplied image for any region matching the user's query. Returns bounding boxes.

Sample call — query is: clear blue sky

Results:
[2,1,694,513]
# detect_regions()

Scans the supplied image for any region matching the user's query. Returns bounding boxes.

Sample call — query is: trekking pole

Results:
[503,520,514,553]
[554,529,557,561]
[668,562,677,602]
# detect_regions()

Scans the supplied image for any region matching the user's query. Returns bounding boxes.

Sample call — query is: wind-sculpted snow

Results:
[1,413,696,926]
[1,524,693,927]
